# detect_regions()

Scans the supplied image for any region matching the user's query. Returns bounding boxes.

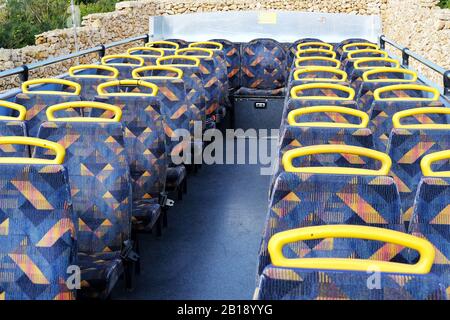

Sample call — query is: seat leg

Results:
[156,215,162,237]
[177,186,183,200]
[134,236,141,275]
[182,177,187,194]
[162,207,168,228]
[124,260,134,292]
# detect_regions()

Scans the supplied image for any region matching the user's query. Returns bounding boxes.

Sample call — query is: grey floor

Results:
[113,137,272,299]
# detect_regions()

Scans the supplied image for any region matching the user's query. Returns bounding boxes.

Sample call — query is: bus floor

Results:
[113,137,272,299]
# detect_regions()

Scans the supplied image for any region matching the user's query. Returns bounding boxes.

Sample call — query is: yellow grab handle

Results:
[293,67,347,82]
[22,79,81,96]
[392,107,450,129]
[268,225,435,274]
[343,42,380,52]
[68,65,119,79]
[354,57,400,70]
[374,84,440,101]
[282,144,392,176]
[347,49,388,60]
[146,40,179,50]
[101,55,144,66]
[0,101,27,121]
[127,47,165,57]
[362,67,417,82]
[0,137,65,165]
[176,48,214,58]
[156,55,201,67]
[189,41,224,50]
[294,57,341,69]
[46,101,122,123]
[297,42,334,51]
[421,150,450,177]
[97,80,159,97]
[132,66,183,79]
[290,83,355,100]
[287,106,369,128]
[296,49,336,59]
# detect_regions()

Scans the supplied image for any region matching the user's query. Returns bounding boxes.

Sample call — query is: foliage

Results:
[438,0,450,9]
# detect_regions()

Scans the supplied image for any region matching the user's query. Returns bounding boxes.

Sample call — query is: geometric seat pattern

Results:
[258,172,404,276]
[282,100,358,123]
[336,38,375,61]
[209,39,241,89]
[237,38,287,96]
[256,266,447,300]
[409,177,450,294]
[370,100,444,152]
[0,164,76,300]
[388,129,450,222]
[285,38,324,72]
[355,81,410,112]
[14,94,81,137]
[0,120,29,157]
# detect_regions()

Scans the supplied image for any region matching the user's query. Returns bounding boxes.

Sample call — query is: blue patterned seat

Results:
[342,49,388,75]
[349,58,401,85]
[285,39,328,72]
[257,266,446,300]
[65,65,119,101]
[0,101,28,157]
[35,108,132,299]
[127,47,165,66]
[336,38,379,61]
[94,81,167,232]
[258,146,403,276]
[0,137,77,300]
[209,39,241,89]
[14,79,81,137]
[101,55,145,79]
[236,38,287,96]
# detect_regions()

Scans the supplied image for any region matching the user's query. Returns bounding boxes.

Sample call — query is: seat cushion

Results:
[166,165,187,190]
[234,87,285,96]
[78,251,123,299]
[132,198,162,231]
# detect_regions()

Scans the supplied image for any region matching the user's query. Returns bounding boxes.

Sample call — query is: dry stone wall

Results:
[0,0,448,91]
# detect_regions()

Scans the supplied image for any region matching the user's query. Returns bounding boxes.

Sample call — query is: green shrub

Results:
[438,0,450,8]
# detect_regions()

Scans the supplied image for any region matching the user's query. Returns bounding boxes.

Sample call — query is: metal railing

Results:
[0,34,149,82]
[380,35,450,96]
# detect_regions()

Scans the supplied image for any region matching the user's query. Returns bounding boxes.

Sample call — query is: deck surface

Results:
[113,137,271,299]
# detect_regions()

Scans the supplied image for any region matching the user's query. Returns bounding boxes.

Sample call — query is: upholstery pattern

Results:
[65,77,109,101]
[0,120,29,157]
[14,93,80,137]
[257,266,447,300]
[36,122,131,254]
[240,38,287,91]
[258,172,403,276]
[286,38,324,72]
[0,164,76,300]
[355,81,411,112]
[282,100,358,122]
[209,39,241,89]
[336,38,375,60]
[388,128,450,222]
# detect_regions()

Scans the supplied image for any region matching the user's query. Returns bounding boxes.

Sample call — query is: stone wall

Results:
[0,0,448,92]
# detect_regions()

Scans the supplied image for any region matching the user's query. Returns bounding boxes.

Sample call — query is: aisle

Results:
[113,138,272,299]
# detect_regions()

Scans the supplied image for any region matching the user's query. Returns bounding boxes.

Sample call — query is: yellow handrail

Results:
[297,42,334,51]
[392,107,450,129]
[268,225,435,274]
[362,67,417,82]
[347,49,388,60]
[101,54,145,67]
[290,83,355,100]
[189,41,224,50]
[146,40,179,50]
[294,57,341,69]
[421,150,450,177]
[127,47,165,57]
[343,42,380,52]
[22,79,81,96]
[282,145,392,176]
[287,106,369,128]
[293,67,347,82]
[46,101,122,123]
[132,66,184,79]
[156,55,201,67]
[176,48,214,58]
[296,49,336,59]
[373,84,440,101]
[354,57,400,70]
[0,101,27,121]
[97,80,159,97]
[0,137,65,165]
[68,65,119,79]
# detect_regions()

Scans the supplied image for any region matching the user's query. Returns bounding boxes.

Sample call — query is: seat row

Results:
[255,39,449,300]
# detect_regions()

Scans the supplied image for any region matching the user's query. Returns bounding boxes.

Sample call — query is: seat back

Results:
[209,39,241,89]
[0,101,28,157]
[240,38,287,90]
[65,65,119,101]
[101,54,145,79]
[337,39,379,61]
[94,81,167,204]
[342,49,388,75]
[0,137,76,300]
[36,102,131,254]
[14,79,81,137]
[127,47,165,66]
[286,38,325,71]
[350,58,401,84]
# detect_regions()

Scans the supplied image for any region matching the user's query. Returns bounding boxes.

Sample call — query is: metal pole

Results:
[70,1,80,65]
